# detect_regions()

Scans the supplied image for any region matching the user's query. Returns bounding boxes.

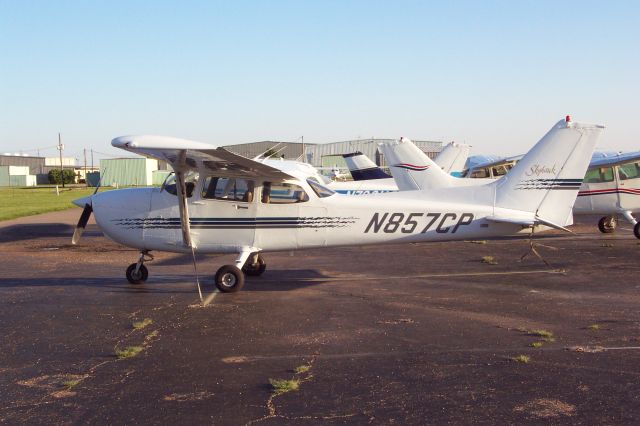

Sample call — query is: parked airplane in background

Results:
[331,140,472,194]
[70,117,602,295]
[573,152,640,237]
[384,125,639,239]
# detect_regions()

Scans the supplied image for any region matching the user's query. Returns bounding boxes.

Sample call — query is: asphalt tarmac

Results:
[1,209,639,424]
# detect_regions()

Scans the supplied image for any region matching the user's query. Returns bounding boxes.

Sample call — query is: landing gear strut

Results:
[242,252,267,276]
[597,216,617,234]
[126,250,153,284]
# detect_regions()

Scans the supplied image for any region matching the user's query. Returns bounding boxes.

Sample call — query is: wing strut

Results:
[175,150,203,302]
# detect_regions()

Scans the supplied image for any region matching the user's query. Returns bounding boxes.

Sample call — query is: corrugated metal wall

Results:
[100,158,158,186]
[0,155,47,175]
[0,166,9,186]
[224,139,442,167]
[223,141,304,160]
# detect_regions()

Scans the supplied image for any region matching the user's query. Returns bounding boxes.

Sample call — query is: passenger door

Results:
[188,176,257,251]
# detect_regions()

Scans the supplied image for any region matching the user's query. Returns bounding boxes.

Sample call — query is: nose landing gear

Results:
[597,216,617,233]
[126,250,153,284]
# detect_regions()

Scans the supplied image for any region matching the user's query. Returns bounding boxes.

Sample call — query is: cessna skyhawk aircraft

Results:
[71,117,602,293]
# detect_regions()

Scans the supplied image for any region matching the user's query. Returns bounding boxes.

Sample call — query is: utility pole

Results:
[83,148,87,187]
[57,133,65,188]
[91,149,94,169]
[301,136,305,163]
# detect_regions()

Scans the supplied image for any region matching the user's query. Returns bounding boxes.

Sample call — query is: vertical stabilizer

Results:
[434,141,471,175]
[494,117,604,227]
[342,152,391,180]
[379,138,456,190]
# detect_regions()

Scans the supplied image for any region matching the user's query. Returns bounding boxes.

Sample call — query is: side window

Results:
[202,177,255,202]
[618,162,640,180]
[583,167,614,183]
[262,182,309,204]
[492,166,507,177]
[470,168,489,178]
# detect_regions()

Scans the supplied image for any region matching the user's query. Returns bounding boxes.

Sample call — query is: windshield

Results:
[162,171,199,197]
[307,178,335,198]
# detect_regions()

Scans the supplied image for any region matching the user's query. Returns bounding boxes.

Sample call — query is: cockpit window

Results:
[162,172,198,197]
[307,179,335,198]
[262,182,309,204]
[202,177,255,202]
[618,162,640,180]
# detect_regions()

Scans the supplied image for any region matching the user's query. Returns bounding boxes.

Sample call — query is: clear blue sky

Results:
[1,0,638,162]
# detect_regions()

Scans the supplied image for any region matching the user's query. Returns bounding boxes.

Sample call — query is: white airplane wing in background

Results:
[589,151,640,168]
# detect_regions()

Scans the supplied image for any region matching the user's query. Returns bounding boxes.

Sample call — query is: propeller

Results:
[71,173,104,245]
[72,201,93,245]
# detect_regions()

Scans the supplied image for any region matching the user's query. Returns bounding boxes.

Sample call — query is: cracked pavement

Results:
[1,209,640,424]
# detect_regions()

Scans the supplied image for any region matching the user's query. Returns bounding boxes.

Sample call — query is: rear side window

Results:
[618,162,640,180]
[470,168,489,178]
[202,177,255,202]
[262,182,309,204]
[584,167,614,183]
[492,166,507,177]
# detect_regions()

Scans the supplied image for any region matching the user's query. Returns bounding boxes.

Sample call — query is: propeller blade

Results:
[72,203,93,245]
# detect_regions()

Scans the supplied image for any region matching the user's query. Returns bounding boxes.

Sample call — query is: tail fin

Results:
[342,152,391,180]
[494,117,604,227]
[434,141,471,176]
[379,138,459,190]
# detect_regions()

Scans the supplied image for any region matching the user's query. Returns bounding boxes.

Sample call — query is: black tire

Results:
[242,254,267,277]
[126,263,148,284]
[597,216,616,233]
[634,222,640,240]
[215,265,245,293]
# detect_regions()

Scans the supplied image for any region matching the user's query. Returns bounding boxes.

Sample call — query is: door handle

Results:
[235,205,248,210]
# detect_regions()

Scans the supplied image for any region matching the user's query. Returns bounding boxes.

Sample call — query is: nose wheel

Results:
[597,216,617,233]
[126,250,153,284]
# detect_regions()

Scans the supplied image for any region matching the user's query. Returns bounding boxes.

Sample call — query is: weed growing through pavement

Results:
[62,379,81,390]
[588,324,600,330]
[530,329,554,339]
[530,342,544,348]
[294,365,311,374]
[132,318,153,330]
[269,378,300,395]
[512,355,531,363]
[115,346,144,360]
[481,255,498,265]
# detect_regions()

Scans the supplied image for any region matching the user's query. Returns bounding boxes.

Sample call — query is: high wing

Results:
[589,151,640,168]
[111,135,294,180]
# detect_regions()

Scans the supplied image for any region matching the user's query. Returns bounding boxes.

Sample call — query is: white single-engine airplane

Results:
[71,118,602,294]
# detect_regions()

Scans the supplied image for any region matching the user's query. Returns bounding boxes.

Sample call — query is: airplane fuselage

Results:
[91,178,525,254]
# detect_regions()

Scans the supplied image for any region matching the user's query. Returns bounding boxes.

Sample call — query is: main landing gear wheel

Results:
[215,265,245,293]
[598,216,617,233]
[242,254,266,277]
[126,263,148,284]
[634,222,640,240]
